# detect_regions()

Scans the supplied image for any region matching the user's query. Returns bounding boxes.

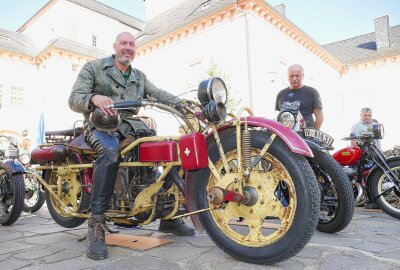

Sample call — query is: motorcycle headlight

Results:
[197,77,228,106]
[372,123,384,139]
[19,153,31,165]
[202,101,227,124]
[277,111,296,129]
[0,136,11,150]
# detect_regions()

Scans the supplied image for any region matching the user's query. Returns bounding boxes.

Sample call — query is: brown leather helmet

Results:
[89,107,120,132]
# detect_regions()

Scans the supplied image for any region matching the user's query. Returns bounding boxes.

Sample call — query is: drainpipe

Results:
[235,4,253,110]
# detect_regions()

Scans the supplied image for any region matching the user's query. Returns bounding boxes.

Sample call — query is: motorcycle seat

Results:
[69,134,133,153]
[69,134,95,153]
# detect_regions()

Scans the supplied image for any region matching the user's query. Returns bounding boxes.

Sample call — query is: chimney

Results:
[374,15,391,50]
[274,4,286,17]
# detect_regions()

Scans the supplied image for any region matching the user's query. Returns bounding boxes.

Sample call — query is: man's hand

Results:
[90,95,116,116]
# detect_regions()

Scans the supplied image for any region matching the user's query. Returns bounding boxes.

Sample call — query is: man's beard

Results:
[116,53,133,66]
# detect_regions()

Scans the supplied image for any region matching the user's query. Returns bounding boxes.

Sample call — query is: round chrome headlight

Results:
[0,136,11,150]
[19,153,31,165]
[197,77,228,106]
[372,123,384,139]
[278,111,296,129]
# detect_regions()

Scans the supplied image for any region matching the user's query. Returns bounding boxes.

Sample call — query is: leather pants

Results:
[86,128,120,215]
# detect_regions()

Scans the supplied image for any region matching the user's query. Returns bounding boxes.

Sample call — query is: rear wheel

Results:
[44,161,90,228]
[191,129,320,265]
[0,171,25,225]
[369,159,400,219]
[310,151,355,233]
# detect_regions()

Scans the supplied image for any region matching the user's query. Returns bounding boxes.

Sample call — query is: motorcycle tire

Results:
[369,159,400,219]
[0,172,25,226]
[44,167,90,228]
[192,128,320,265]
[309,151,355,233]
[23,172,45,213]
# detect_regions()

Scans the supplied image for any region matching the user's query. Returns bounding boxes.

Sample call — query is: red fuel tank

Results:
[31,145,68,163]
[139,141,178,162]
[332,147,362,166]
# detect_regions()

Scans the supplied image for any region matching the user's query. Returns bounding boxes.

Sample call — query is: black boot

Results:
[87,214,108,260]
[158,219,195,236]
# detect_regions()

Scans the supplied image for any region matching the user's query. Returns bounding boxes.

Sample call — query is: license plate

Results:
[304,129,334,147]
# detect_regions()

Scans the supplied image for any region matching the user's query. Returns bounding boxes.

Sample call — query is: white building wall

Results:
[245,13,343,149]
[0,56,40,140]
[134,15,250,135]
[21,0,139,53]
[340,62,400,150]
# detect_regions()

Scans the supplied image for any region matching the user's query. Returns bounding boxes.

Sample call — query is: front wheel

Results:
[0,171,25,225]
[310,151,355,233]
[23,171,45,213]
[369,159,400,219]
[192,129,320,265]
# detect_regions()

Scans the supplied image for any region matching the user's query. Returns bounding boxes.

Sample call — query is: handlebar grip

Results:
[111,100,142,109]
[342,137,355,140]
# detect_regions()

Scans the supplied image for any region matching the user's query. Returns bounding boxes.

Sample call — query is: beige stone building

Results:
[0,0,399,150]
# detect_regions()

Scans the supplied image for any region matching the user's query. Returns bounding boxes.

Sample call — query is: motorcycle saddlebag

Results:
[139,141,178,162]
[179,133,208,171]
[31,145,68,163]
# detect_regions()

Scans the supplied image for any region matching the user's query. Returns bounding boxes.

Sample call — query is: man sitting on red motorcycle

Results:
[69,32,194,261]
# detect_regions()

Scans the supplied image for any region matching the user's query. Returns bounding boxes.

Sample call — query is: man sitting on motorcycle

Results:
[69,31,195,261]
[275,64,324,130]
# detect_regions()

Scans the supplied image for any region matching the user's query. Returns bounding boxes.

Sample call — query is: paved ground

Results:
[1,205,400,270]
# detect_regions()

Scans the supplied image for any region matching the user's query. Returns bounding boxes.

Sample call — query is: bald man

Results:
[275,64,324,130]
[69,32,194,260]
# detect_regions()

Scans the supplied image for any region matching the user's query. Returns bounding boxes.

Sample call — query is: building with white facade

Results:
[0,0,399,150]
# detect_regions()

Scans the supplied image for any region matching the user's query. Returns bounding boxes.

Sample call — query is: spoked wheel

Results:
[23,171,45,213]
[369,159,400,219]
[0,171,25,225]
[310,151,355,233]
[44,160,90,228]
[191,128,320,265]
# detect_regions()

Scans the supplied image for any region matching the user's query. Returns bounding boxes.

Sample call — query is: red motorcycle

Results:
[29,77,321,264]
[332,124,400,219]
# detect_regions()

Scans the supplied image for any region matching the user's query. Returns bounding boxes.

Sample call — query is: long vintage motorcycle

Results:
[277,110,354,233]
[332,124,400,219]
[0,135,25,225]
[30,78,320,265]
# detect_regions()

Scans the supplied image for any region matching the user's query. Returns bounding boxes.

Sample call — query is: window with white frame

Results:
[92,35,97,47]
[10,86,24,107]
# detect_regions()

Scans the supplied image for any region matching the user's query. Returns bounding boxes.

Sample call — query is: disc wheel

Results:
[44,160,90,228]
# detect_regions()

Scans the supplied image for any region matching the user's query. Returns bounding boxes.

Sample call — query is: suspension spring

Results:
[242,121,251,171]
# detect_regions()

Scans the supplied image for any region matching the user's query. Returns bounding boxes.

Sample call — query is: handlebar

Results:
[108,100,143,109]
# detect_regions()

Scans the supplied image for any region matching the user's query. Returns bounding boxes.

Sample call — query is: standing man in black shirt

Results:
[275,64,324,130]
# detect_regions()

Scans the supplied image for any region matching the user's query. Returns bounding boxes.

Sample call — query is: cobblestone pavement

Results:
[1,205,400,270]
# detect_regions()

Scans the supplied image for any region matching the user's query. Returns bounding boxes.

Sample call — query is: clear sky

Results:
[0,0,399,44]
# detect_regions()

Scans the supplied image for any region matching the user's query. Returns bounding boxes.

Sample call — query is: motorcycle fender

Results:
[185,171,205,232]
[212,116,313,157]
[0,159,26,174]
[304,139,330,154]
